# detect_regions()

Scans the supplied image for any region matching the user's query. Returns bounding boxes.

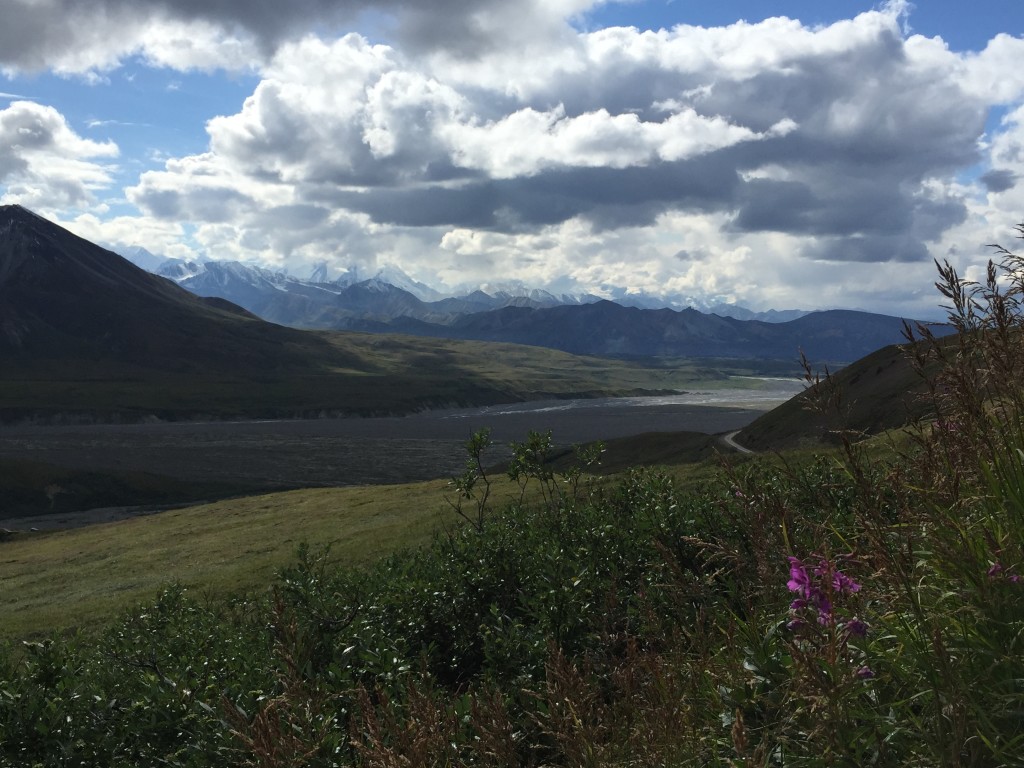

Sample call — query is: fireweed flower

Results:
[787,556,861,628]
[814,559,861,594]
[987,561,1022,583]
[787,557,812,595]
[786,556,873,684]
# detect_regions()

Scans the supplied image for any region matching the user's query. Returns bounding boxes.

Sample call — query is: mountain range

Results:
[142,255,606,327]
[111,248,947,365]
[126,247,808,324]
[0,204,958,510]
[0,202,949,380]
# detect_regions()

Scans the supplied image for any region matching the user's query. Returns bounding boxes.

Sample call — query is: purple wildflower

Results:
[814,559,861,594]
[855,665,875,680]
[788,558,832,623]
[786,555,862,628]
[833,571,861,594]
[988,562,1022,582]
[787,557,812,596]
[814,595,834,625]
[843,618,868,638]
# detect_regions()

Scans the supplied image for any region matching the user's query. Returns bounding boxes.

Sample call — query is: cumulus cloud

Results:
[972,104,1024,243]
[0,1,262,75]
[128,9,995,243]
[959,34,1024,104]
[439,106,796,177]
[0,101,118,210]
[0,0,599,76]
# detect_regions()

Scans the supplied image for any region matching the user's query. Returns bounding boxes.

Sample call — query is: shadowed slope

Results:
[0,204,350,374]
[735,338,945,451]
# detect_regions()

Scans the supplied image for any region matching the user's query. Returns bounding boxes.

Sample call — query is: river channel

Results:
[0,381,804,529]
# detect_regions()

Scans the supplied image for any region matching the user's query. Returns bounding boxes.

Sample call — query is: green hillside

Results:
[0,481,452,640]
[734,335,948,451]
[1,331,795,424]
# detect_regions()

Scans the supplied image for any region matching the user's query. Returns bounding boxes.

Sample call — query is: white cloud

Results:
[362,69,466,160]
[0,5,265,77]
[135,19,262,72]
[0,0,605,77]
[0,101,118,210]
[440,106,796,178]
[66,211,189,259]
[959,34,1024,104]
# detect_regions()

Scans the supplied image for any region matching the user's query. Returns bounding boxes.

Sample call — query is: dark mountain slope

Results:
[0,206,512,421]
[0,205,353,375]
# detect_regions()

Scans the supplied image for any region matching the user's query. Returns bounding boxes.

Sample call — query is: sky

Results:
[1,1,1023,318]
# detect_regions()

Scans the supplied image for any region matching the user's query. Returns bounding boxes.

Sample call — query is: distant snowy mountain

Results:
[155,258,205,282]
[375,265,445,303]
[476,281,600,308]
[707,304,810,323]
[111,244,167,272]
[298,261,440,301]
[608,291,809,322]
[307,261,333,284]
[111,248,815,334]
[611,293,685,310]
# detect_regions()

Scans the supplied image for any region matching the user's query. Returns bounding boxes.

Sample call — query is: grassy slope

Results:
[0,482,451,640]
[0,458,241,519]
[1,338,934,640]
[0,337,854,640]
[0,425,749,641]
[736,341,938,451]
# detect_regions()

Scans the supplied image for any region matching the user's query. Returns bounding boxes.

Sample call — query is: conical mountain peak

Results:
[0,206,334,372]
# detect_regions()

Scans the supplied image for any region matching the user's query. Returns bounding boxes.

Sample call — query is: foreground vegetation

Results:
[3,237,1024,765]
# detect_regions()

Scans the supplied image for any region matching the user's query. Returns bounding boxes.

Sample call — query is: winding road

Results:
[721,430,754,454]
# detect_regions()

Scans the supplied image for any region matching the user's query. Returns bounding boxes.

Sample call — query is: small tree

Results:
[446,428,493,532]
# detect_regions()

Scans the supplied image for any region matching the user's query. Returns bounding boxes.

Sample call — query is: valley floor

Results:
[0,388,800,531]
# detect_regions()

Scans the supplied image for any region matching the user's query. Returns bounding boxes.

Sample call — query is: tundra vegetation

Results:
[2,229,1024,766]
